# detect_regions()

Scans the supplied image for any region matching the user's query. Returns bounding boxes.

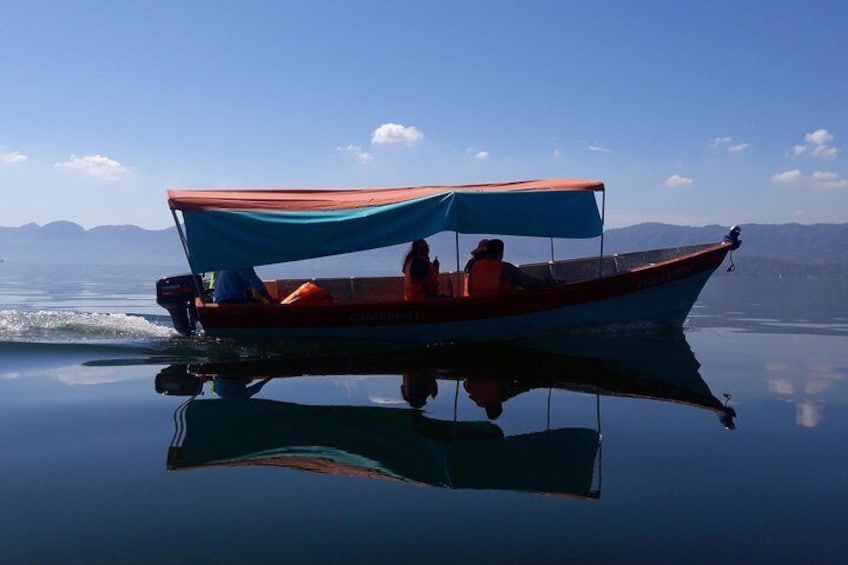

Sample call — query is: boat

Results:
[158,332,735,497]
[157,178,741,347]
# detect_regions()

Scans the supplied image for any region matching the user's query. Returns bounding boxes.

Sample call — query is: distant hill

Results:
[0,221,846,277]
[0,221,185,268]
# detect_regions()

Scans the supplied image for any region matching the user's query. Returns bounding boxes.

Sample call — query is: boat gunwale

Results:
[194,241,732,330]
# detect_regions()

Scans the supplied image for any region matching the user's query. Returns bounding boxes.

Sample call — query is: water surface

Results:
[0,266,846,563]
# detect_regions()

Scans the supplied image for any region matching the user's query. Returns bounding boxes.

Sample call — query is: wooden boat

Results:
[157,178,741,347]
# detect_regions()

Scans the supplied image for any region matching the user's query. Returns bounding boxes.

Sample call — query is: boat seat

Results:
[269,271,457,305]
[351,277,404,302]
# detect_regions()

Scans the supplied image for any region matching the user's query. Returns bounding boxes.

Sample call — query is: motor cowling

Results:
[155,364,203,396]
[723,225,742,250]
[156,274,202,335]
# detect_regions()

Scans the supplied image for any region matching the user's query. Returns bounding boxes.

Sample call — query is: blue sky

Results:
[1,1,846,229]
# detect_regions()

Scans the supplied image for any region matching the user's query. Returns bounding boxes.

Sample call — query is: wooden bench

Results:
[266,272,457,304]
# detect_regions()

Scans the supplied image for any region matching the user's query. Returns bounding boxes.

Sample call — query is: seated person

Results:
[212,377,272,400]
[463,239,489,296]
[213,267,274,304]
[402,239,440,300]
[463,377,533,420]
[400,371,439,409]
[467,239,551,296]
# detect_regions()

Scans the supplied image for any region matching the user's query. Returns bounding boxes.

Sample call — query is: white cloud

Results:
[812,171,838,181]
[368,396,405,405]
[553,148,563,159]
[709,136,733,148]
[664,174,694,188]
[337,144,374,164]
[806,129,835,146]
[709,137,751,153]
[371,123,423,145]
[728,143,751,152]
[588,145,611,153]
[771,169,802,183]
[54,154,127,180]
[0,150,27,163]
[793,129,839,158]
[474,151,489,160]
[812,170,848,190]
[772,169,848,189]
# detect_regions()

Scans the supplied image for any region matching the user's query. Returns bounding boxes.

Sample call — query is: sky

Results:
[1,1,846,230]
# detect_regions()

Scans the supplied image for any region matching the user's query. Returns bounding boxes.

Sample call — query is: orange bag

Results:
[280,281,334,305]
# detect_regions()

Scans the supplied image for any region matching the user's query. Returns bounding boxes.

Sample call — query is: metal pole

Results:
[595,390,603,497]
[598,190,606,278]
[454,232,461,297]
[171,209,205,301]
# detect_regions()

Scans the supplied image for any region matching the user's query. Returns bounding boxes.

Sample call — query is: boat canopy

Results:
[176,399,600,497]
[168,178,605,272]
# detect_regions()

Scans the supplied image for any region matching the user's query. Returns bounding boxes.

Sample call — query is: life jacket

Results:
[464,378,502,408]
[281,281,334,305]
[462,257,480,296]
[468,258,516,296]
[403,259,439,300]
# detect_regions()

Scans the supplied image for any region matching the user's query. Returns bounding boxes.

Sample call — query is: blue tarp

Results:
[178,189,603,272]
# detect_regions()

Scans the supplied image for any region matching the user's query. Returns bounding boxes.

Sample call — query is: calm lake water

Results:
[1,263,846,564]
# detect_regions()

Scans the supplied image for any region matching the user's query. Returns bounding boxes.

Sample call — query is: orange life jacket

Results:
[403,259,439,300]
[468,259,516,296]
[281,281,334,305]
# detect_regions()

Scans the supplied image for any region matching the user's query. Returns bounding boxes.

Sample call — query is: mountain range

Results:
[1,221,846,277]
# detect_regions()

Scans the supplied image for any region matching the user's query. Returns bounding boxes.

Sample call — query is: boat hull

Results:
[195,243,732,347]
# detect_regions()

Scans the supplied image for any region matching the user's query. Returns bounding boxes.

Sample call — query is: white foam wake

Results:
[0,310,177,342]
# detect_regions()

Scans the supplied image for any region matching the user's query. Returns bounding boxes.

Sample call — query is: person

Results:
[463,377,532,420]
[211,377,272,400]
[400,371,439,409]
[213,267,275,304]
[467,239,551,296]
[402,239,440,300]
[463,239,489,296]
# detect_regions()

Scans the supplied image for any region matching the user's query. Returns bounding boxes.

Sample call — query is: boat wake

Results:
[0,309,178,343]
[0,310,301,369]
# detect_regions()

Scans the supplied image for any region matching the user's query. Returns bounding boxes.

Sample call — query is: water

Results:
[1,264,846,564]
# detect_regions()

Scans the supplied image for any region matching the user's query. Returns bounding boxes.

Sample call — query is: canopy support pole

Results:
[172,210,204,301]
[595,390,603,498]
[597,191,606,278]
[454,232,461,298]
[549,238,555,263]
[452,378,460,440]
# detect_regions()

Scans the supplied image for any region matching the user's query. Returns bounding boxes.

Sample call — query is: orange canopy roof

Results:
[168,178,604,212]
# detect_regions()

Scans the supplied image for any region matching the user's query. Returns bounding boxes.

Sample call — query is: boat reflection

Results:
[157,331,735,499]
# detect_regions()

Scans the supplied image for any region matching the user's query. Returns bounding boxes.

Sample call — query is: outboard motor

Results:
[156,274,202,335]
[155,364,204,396]
[723,225,742,249]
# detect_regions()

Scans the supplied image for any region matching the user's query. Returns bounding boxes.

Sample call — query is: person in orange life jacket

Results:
[462,238,489,296]
[463,377,534,420]
[467,239,551,297]
[400,371,439,409]
[402,239,440,300]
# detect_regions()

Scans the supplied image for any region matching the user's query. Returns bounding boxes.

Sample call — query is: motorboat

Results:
[156,179,741,348]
